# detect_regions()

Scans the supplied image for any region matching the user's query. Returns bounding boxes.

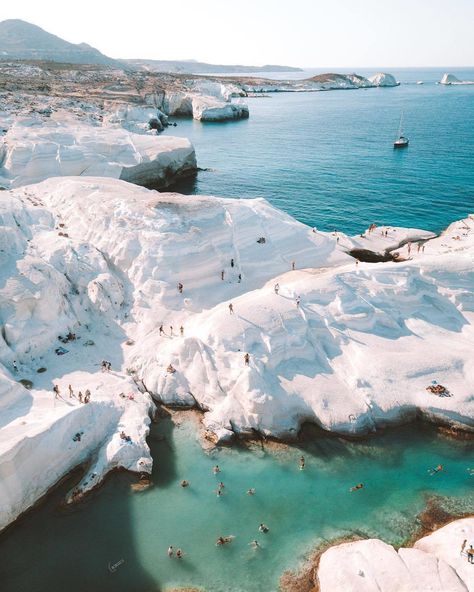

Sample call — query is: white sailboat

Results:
[394,113,409,148]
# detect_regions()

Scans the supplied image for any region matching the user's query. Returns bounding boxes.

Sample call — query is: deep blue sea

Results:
[165,68,474,235]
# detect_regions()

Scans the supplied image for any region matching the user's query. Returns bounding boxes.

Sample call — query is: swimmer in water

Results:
[167,545,173,557]
[180,480,189,488]
[250,540,260,549]
[258,523,269,533]
[216,536,233,546]
[350,483,364,492]
[428,464,444,475]
[213,465,221,475]
[176,549,183,559]
[247,488,256,495]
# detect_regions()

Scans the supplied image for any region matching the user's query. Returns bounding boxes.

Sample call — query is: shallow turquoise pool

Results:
[1,415,472,592]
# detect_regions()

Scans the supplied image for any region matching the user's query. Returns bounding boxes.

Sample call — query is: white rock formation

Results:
[161,81,249,121]
[440,73,474,85]
[7,178,473,442]
[104,104,169,133]
[192,96,249,121]
[1,177,473,532]
[0,187,155,531]
[0,115,196,189]
[317,518,474,592]
[368,72,399,87]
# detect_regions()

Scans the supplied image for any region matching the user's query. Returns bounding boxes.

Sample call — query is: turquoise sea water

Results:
[1,416,472,592]
[165,68,474,235]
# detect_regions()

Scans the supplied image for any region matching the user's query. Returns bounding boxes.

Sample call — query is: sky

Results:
[1,0,474,67]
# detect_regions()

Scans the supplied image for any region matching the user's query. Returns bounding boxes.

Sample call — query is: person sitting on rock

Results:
[167,364,176,374]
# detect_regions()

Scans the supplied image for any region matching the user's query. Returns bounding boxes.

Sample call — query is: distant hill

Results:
[123,58,303,74]
[0,19,123,67]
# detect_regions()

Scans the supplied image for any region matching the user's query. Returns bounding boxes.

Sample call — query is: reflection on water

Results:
[0,414,472,592]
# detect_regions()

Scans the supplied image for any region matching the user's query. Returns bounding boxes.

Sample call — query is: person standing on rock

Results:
[159,325,164,336]
[461,539,467,555]
[229,303,234,314]
[231,258,234,268]
[170,326,174,337]
[274,283,279,295]
[180,326,184,337]
[78,391,83,403]
[221,270,225,281]
[296,296,301,307]
[292,261,295,271]
[238,273,242,283]
[12,360,18,372]
[244,353,250,366]
[467,545,474,563]
[84,389,91,404]
[299,456,305,470]
[177,282,183,294]
[53,384,60,399]
[68,384,74,398]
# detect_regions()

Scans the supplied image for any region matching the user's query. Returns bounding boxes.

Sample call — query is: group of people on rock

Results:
[101,360,112,372]
[159,325,184,338]
[460,539,474,563]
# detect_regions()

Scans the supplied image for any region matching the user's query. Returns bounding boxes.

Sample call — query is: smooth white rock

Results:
[0,116,196,189]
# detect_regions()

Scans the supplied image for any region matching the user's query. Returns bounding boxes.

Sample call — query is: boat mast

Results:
[398,112,404,138]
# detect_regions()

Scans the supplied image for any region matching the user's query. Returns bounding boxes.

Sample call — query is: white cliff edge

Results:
[317,517,474,592]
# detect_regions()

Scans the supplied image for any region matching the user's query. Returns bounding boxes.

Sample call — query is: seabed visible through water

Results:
[0,409,473,592]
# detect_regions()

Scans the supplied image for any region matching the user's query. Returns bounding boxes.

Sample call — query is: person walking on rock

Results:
[229,303,234,314]
[159,325,164,336]
[292,261,295,271]
[231,258,234,268]
[296,296,301,307]
[84,389,91,404]
[68,384,74,398]
[53,384,60,399]
[244,353,250,366]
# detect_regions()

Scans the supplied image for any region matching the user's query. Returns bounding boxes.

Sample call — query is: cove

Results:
[0,413,472,592]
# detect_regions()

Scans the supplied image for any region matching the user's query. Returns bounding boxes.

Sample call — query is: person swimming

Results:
[213,465,221,474]
[176,549,183,559]
[167,545,173,557]
[247,488,256,495]
[216,536,233,546]
[350,483,364,492]
[258,523,269,533]
[428,464,444,475]
[180,480,189,488]
[250,540,260,549]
